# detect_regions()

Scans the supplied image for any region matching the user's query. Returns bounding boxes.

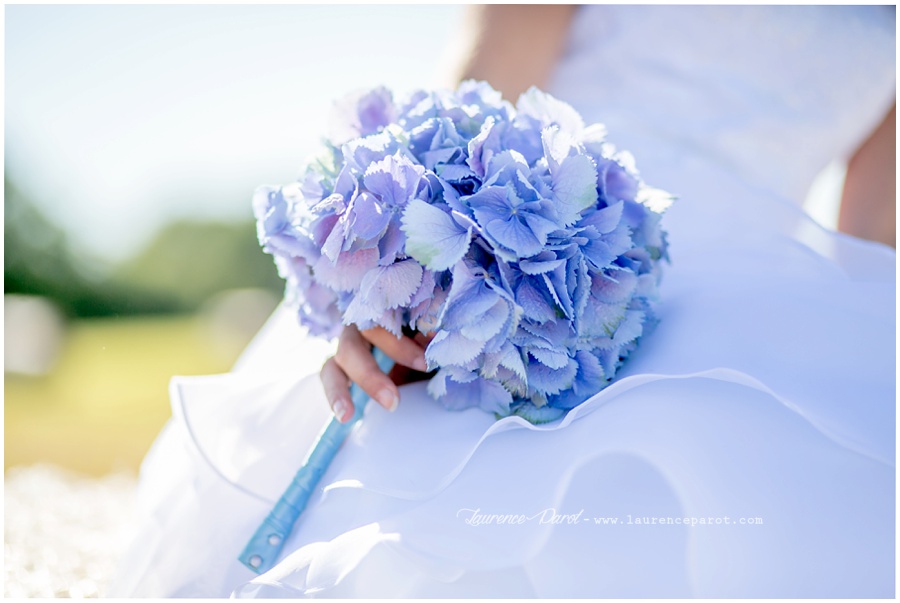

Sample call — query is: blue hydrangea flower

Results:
[255,81,672,423]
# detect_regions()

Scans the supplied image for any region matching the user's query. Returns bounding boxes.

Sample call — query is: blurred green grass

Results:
[5,314,245,476]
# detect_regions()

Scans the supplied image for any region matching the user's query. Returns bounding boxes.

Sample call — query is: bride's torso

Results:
[550,5,896,206]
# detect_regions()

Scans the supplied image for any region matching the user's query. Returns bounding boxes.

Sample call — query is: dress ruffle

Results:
[111,125,895,599]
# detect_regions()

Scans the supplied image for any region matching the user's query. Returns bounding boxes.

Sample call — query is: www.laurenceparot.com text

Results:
[456,508,764,527]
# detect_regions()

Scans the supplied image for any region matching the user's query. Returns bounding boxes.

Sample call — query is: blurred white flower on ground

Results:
[4,465,137,598]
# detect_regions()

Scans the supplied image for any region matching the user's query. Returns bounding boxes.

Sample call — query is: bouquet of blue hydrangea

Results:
[242,81,671,573]
[255,80,671,423]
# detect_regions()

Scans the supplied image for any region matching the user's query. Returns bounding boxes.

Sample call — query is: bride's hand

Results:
[320,325,431,423]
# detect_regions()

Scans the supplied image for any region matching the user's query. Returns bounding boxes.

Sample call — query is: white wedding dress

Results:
[111,6,896,598]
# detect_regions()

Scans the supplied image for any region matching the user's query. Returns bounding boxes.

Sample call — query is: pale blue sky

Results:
[6,5,465,262]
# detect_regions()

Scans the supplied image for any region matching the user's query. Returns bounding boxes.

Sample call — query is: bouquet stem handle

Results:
[239,347,394,574]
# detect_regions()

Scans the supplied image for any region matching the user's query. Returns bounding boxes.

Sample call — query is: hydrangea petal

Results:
[342,290,380,324]
[580,300,627,339]
[437,163,477,183]
[377,218,406,266]
[401,199,472,271]
[574,350,607,389]
[425,329,485,368]
[460,298,510,342]
[526,355,578,396]
[528,346,570,369]
[516,87,585,136]
[485,216,544,258]
[637,186,676,214]
[410,284,448,334]
[466,185,512,225]
[515,278,556,323]
[541,124,578,170]
[610,309,645,347]
[312,247,379,292]
[343,129,404,172]
[467,116,500,178]
[252,186,286,233]
[519,255,566,275]
[311,213,340,249]
[581,200,624,234]
[351,191,391,240]
[442,374,513,415]
[551,156,598,226]
[598,154,640,203]
[441,264,503,330]
[497,341,527,383]
[321,214,350,262]
[542,265,574,319]
[328,86,396,144]
[591,268,638,304]
[483,149,531,185]
[363,153,426,207]
[522,211,560,243]
[358,259,424,311]
[376,307,405,337]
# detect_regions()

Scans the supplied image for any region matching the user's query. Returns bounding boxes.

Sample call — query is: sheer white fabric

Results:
[111,5,895,598]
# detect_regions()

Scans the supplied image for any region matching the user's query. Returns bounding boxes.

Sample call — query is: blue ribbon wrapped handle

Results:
[239,347,394,573]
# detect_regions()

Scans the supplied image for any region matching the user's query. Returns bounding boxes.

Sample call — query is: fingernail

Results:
[376,389,399,412]
[333,398,351,422]
[413,356,428,372]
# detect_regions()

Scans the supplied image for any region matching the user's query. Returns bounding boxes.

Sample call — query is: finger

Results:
[360,326,428,372]
[320,357,354,423]
[334,326,400,412]
[413,331,435,349]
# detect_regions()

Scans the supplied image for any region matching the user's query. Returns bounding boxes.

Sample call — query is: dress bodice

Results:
[550,5,896,205]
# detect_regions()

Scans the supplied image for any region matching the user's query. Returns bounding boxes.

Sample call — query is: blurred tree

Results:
[111,219,284,311]
[5,176,76,291]
[5,175,283,316]
[4,176,177,316]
